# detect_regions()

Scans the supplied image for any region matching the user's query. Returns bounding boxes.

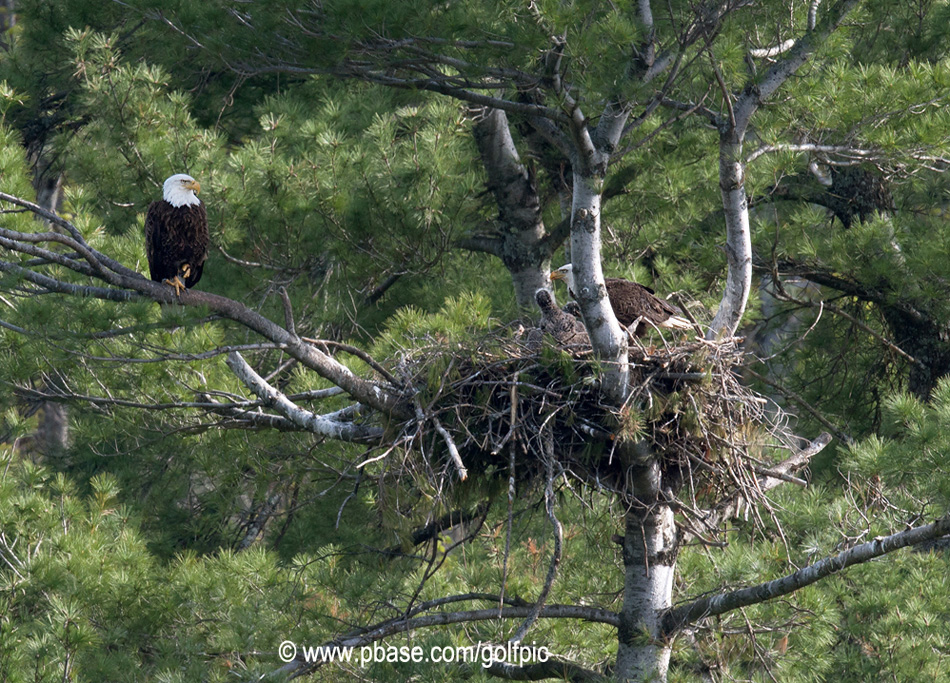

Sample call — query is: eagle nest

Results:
[383,327,796,523]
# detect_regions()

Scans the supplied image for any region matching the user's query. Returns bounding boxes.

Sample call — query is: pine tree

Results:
[0,1,949,682]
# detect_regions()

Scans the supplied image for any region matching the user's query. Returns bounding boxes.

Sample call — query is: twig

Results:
[278,286,296,337]
[302,336,401,388]
[745,367,852,445]
[430,414,468,481]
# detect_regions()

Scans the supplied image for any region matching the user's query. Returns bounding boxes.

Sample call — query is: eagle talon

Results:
[180,263,192,280]
[163,276,186,297]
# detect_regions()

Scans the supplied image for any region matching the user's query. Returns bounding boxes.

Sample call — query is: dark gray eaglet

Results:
[551,263,691,338]
[536,288,589,348]
[145,173,209,296]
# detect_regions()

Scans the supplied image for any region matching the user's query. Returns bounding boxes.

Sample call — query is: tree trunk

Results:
[31,153,69,457]
[615,453,677,682]
[570,171,629,402]
[469,107,554,311]
[707,131,752,340]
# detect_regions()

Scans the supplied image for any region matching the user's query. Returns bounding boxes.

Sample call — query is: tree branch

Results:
[706,432,833,530]
[0,197,410,418]
[663,511,950,636]
[226,351,383,443]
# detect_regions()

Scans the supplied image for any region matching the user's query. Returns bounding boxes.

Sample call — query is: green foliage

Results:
[2,0,950,681]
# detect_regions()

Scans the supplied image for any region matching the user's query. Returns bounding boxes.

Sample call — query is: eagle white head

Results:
[550,263,576,293]
[162,173,202,208]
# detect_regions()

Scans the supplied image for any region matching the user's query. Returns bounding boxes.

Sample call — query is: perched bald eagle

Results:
[535,288,589,348]
[145,174,209,296]
[551,264,691,337]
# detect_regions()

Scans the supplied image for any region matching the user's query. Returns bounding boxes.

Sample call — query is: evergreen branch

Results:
[745,368,853,445]
[338,69,571,124]
[13,382,340,419]
[226,351,383,444]
[364,272,402,306]
[662,511,950,636]
[763,278,924,369]
[378,505,490,557]
[771,258,935,328]
[0,259,139,302]
[215,244,299,272]
[734,0,861,127]
[302,337,402,388]
[0,228,105,278]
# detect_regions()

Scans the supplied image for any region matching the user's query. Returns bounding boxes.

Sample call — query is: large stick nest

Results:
[385,326,793,514]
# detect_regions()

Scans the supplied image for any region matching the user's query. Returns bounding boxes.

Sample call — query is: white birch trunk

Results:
[615,459,677,682]
[570,172,629,402]
[706,133,753,340]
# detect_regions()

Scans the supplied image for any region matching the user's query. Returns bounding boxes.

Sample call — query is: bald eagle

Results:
[551,264,691,337]
[535,288,589,348]
[145,174,209,296]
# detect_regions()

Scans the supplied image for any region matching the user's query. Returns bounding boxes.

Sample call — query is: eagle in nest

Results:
[145,174,209,296]
[535,288,589,348]
[551,263,691,337]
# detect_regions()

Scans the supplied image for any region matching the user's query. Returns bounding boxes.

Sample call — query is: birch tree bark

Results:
[706,0,862,340]
[465,107,556,311]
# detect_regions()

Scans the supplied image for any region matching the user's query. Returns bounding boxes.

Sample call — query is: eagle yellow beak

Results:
[550,270,565,281]
[184,179,201,194]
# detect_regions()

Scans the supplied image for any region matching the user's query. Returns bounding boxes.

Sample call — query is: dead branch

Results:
[226,351,382,443]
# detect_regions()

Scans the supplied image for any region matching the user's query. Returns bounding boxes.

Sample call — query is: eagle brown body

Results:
[145,174,209,296]
[551,264,691,338]
[603,278,686,337]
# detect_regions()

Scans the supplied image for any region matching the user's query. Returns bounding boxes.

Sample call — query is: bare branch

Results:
[278,286,296,337]
[748,39,797,59]
[431,414,468,481]
[226,351,382,443]
[0,191,143,280]
[746,142,881,164]
[708,433,832,530]
[510,426,562,642]
[663,511,950,635]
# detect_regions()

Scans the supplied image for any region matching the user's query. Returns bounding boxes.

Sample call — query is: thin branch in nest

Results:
[431,415,468,481]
